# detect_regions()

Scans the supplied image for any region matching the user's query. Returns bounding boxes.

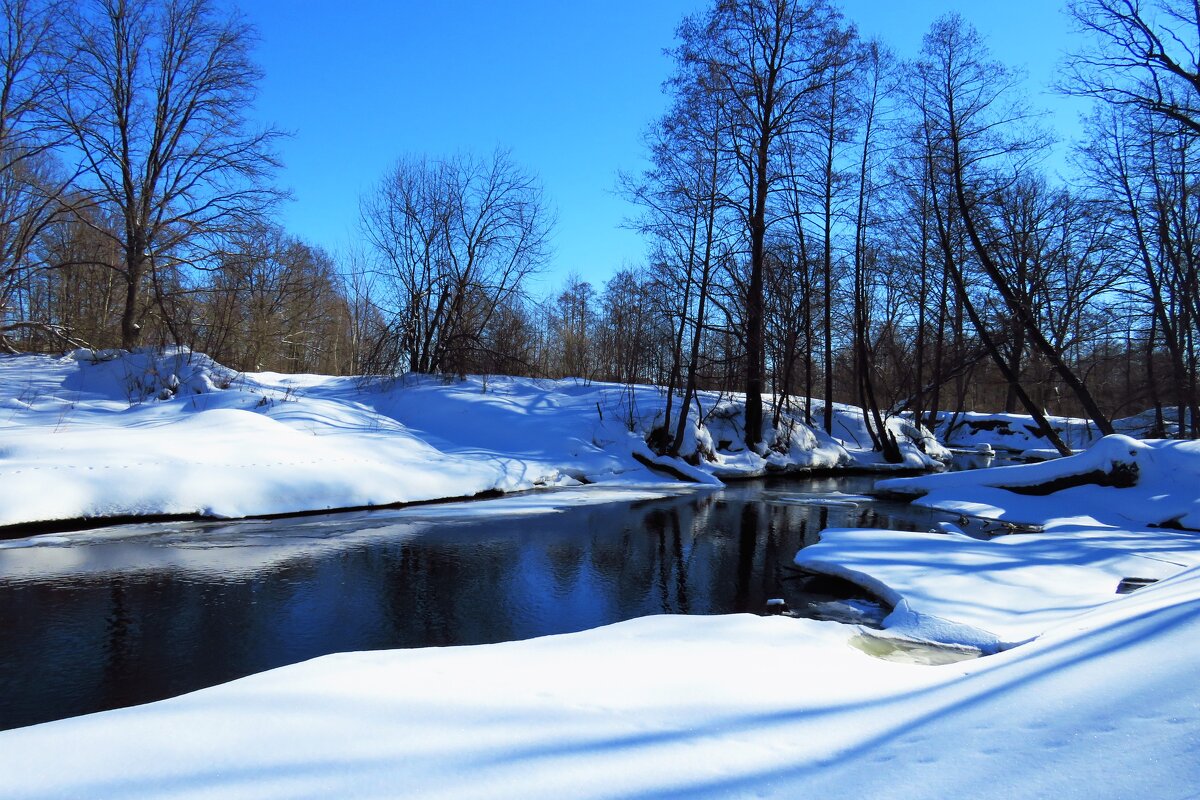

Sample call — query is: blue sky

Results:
[243,1,1083,293]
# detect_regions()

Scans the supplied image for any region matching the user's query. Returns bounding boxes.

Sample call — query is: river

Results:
[0,474,951,731]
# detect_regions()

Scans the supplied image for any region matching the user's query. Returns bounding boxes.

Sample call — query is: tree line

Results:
[1,0,1198,451]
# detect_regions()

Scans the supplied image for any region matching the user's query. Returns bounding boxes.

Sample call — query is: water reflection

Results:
[0,479,933,731]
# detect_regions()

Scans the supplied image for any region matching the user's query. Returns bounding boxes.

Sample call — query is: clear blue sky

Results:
[243,1,1084,294]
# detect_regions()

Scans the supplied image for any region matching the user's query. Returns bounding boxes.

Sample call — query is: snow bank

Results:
[927,410,1092,453]
[0,351,530,526]
[0,349,944,529]
[791,435,1200,651]
[794,525,1200,650]
[928,408,1178,455]
[3,561,1199,798]
[875,434,1200,530]
[804,399,948,471]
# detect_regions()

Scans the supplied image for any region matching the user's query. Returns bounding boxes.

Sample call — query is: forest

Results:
[2,0,1198,459]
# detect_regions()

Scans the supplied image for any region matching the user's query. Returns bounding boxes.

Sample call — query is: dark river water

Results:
[0,475,947,731]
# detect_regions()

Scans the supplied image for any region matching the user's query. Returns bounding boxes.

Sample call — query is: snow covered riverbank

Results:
[926,408,1174,458]
[0,348,944,530]
[795,435,1200,652]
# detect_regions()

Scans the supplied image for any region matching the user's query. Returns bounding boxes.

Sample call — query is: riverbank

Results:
[0,348,946,531]
[796,435,1200,652]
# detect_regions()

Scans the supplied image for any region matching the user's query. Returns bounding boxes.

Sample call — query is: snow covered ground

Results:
[795,435,1200,651]
[0,348,944,529]
[874,434,1200,530]
[927,408,1174,457]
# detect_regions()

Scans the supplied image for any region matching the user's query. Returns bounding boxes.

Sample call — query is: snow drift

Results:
[0,348,946,529]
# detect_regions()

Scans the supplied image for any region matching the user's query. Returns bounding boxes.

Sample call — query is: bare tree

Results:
[0,0,75,351]
[920,13,1115,439]
[551,274,595,380]
[810,31,857,436]
[1070,0,1200,436]
[911,23,1071,454]
[196,224,350,373]
[1082,104,1200,434]
[850,40,904,461]
[55,0,282,350]
[675,0,849,449]
[625,54,731,454]
[361,149,551,376]
[1067,0,1200,136]
[22,201,122,349]
[336,247,389,376]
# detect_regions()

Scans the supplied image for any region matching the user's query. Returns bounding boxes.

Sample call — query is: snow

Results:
[927,408,1180,456]
[790,435,1200,652]
[795,525,1200,651]
[875,434,1200,530]
[0,348,944,529]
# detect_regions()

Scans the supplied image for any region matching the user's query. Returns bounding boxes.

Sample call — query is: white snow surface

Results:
[0,348,944,528]
[795,524,1200,651]
[927,408,1175,455]
[876,434,1200,530]
[794,435,1200,651]
[3,561,1199,798]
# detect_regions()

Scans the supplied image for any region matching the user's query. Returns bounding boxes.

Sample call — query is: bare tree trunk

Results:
[851,42,901,462]
[121,247,144,349]
[744,131,768,449]
[821,77,837,435]
[672,258,713,457]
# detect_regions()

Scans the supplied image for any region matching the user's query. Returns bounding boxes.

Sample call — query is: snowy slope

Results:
[927,408,1177,457]
[0,351,525,525]
[0,349,945,529]
[793,435,1200,651]
[875,434,1200,530]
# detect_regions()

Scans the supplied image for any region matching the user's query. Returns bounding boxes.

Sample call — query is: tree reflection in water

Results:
[0,477,933,730]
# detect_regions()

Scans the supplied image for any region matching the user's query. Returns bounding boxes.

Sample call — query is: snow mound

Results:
[0,350,943,529]
[876,434,1200,530]
[59,347,242,404]
[794,524,1196,650]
